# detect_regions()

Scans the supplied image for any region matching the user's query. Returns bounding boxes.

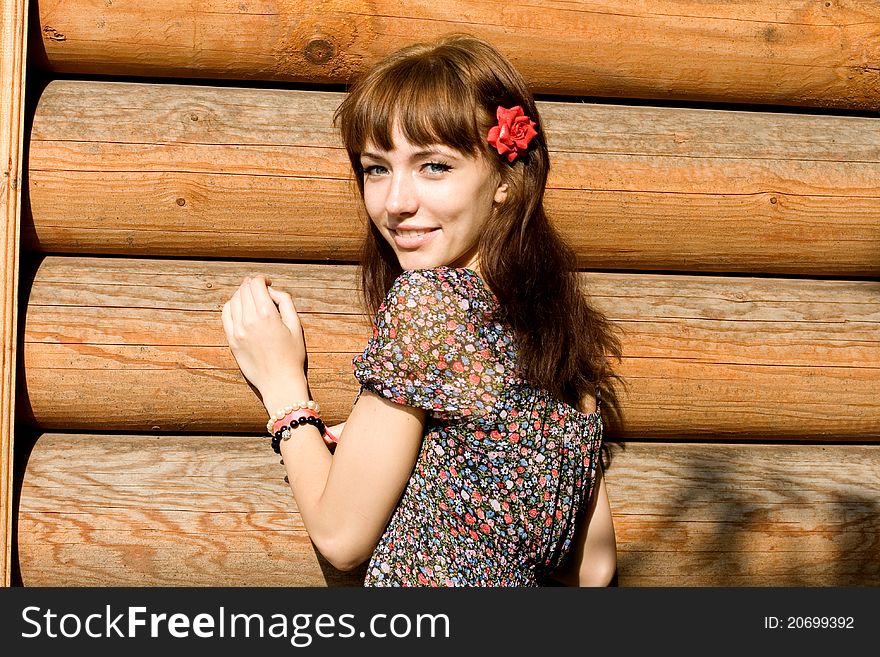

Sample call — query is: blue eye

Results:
[424,161,452,174]
[363,164,387,176]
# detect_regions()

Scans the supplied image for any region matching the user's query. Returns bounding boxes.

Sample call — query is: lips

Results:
[391,227,440,249]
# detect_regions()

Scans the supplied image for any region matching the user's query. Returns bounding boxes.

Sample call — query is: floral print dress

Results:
[351,266,603,586]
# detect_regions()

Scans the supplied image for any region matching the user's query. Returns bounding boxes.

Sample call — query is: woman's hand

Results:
[221,274,308,406]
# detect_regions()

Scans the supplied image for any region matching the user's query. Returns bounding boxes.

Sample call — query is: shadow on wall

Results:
[608,441,880,586]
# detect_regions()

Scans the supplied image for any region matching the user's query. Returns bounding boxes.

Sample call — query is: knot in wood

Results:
[305,39,335,65]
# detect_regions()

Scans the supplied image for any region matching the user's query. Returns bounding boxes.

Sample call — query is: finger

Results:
[248,274,279,316]
[266,286,300,332]
[239,276,259,319]
[228,287,243,327]
[221,301,235,342]
[251,272,273,287]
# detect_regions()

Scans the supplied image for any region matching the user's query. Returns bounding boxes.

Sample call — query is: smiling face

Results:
[360,122,508,274]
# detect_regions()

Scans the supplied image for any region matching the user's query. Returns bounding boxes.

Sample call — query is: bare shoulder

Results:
[579,390,598,415]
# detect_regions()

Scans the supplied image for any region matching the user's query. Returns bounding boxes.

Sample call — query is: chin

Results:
[396,253,444,271]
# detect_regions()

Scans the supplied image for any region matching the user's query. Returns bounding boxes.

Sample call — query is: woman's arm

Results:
[274,383,425,572]
[222,274,426,572]
[547,462,617,586]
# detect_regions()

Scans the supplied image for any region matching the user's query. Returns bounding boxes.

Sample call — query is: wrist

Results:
[261,374,310,417]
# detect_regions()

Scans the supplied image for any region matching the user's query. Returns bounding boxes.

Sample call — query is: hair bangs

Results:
[346,57,484,158]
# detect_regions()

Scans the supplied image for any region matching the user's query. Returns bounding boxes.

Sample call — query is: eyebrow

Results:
[360,148,458,162]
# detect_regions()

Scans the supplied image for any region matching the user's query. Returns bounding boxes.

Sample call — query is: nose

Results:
[385,170,419,218]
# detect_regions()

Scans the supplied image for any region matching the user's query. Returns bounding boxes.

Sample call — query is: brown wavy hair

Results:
[334,34,625,421]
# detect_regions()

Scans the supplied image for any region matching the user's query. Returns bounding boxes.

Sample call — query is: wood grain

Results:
[16,433,366,586]
[25,81,880,275]
[1,0,28,587]
[17,256,880,439]
[29,1,880,110]
[16,433,879,586]
[606,441,880,586]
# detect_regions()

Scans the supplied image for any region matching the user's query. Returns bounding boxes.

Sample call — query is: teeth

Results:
[397,229,433,238]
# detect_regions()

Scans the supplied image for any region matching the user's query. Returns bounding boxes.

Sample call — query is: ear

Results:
[493,181,509,204]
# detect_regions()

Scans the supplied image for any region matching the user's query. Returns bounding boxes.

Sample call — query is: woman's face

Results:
[360,122,508,274]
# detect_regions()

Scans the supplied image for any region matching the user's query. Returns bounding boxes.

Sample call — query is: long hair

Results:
[334,34,625,420]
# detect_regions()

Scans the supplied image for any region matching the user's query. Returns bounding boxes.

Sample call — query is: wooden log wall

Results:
[19,436,879,586]
[23,81,880,275]
[30,0,880,111]
[16,257,880,437]
[10,1,880,586]
[2,0,28,587]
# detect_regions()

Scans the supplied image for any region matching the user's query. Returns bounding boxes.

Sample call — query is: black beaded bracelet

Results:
[271,414,327,454]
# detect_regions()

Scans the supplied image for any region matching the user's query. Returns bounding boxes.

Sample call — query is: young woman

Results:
[222,34,623,586]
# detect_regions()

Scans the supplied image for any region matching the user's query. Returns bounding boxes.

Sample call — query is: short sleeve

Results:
[352,268,506,421]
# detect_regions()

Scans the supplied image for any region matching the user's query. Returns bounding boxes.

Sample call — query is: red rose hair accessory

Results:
[487,105,538,163]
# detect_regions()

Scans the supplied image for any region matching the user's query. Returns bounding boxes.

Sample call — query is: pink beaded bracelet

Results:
[269,407,339,445]
[266,400,319,434]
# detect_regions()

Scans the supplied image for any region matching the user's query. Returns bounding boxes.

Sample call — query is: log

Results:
[1,0,28,587]
[607,443,880,586]
[25,81,880,275]
[608,442,880,586]
[16,433,880,586]
[17,256,880,439]
[16,432,366,586]
[29,0,880,111]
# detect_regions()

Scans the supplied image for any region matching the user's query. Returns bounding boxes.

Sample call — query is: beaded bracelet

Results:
[266,400,320,435]
[271,410,327,454]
